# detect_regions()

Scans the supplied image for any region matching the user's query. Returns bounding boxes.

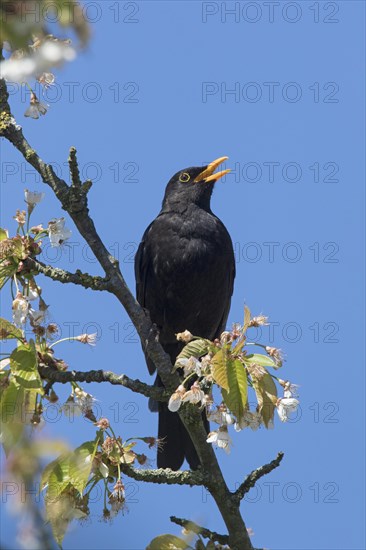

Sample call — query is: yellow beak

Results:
[193,156,231,183]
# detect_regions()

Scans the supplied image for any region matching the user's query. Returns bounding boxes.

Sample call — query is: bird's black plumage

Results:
[135,158,235,470]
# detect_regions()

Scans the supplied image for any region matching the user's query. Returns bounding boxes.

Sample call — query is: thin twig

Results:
[234,452,284,503]
[68,146,82,187]
[38,366,168,402]
[24,257,111,292]
[170,516,229,544]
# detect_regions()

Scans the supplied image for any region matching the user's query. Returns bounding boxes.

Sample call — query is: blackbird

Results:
[135,157,235,470]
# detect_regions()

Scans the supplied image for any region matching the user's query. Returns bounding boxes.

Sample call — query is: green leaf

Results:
[243,305,251,332]
[248,366,278,427]
[46,459,72,501]
[42,440,97,546]
[0,371,9,402]
[45,488,87,547]
[231,306,252,354]
[0,228,8,241]
[41,453,69,496]
[174,338,210,371]
[69,441,97,494]
[147,535,189,550]
[11,235,27,261]
[1,423,25,454]
[123,441,137,452]
[245,353,277,369]
[42,440,96,496]
[211,347,229,391]
[222,359,248,420]
[0,379,36,424]
[0,318,22,340]
[0,380,23,425]
[0,380,36,453]
[10,341,43,394]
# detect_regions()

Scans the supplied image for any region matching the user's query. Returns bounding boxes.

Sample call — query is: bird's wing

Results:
[214,258,235,339]
[134,222,157,375]
[135,220,155,307]
[211,217,236,339]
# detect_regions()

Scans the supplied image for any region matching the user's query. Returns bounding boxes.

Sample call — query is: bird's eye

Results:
[179,172,190,183]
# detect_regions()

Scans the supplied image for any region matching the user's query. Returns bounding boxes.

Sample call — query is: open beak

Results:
[194,156,231,183]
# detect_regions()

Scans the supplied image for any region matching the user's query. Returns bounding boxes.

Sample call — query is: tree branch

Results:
[38,366,168,402]
[24,257,111,292]
[1,76,255,549]
[1,113,176,390]
[120,465,204,487]
[68,146,82,187]
[233,452,284,503]
[176,406,253,550]
[68,145,92,193]
[170,516,229,545]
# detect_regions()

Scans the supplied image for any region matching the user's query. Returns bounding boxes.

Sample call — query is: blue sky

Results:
[0,1,365,549]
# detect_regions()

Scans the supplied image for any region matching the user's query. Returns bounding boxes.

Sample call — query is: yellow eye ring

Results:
[179,172,190,183]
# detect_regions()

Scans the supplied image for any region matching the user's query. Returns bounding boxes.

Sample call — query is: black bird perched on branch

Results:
[135,157,235,470]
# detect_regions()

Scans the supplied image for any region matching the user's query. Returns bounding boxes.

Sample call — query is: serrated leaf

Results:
[41,430,98,545]
[245,353,277,369]
[10,341,43,394]
[147,535,189,550]
[0,318,22,340]
[222,359,248,420]
[211,347,229,391]
[45,488,86,547]
[45,491,70,546]
[174,338,210,371]
[248,367,278,427]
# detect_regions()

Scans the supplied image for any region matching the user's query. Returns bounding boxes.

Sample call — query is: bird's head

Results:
[162,156,230,211]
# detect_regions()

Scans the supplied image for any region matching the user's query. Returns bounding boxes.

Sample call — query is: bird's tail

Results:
[151,374,209,470]
[157,401,209,470]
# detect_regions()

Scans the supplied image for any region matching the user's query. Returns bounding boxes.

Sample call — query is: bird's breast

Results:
[139,207,234,344]
[151,224,223,275]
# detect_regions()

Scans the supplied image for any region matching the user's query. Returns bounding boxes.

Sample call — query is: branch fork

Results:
[1,66,285,549]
